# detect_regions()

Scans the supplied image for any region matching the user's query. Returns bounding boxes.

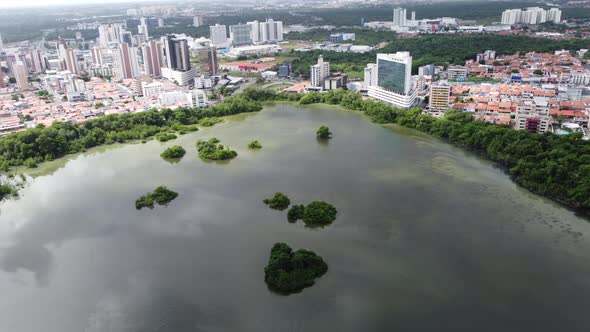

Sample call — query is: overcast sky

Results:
[0,0,150,7]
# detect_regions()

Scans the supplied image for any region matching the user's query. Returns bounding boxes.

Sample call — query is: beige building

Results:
[14,61,29,91]
[430,85,450,110]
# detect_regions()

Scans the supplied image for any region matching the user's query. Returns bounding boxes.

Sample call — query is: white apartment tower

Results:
[209,24,228,47]
[310,55,330,88]
[393,7,407,27]
[259,19,283,43]
[363,63,378,89]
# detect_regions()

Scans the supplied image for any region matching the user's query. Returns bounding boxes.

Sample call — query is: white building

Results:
[366,52,416,108]
[161,67,197,86]
[393,7,407,27]
[209,24,229,48]
[363,63,377,89]
[189,89,208,107]
[310,55,330,88]
[195,75,212,89]
[259,19,283,43]
[247,20,260,43]
[142,82,163,98]
[501,7,561,25]
[193,16,204,27]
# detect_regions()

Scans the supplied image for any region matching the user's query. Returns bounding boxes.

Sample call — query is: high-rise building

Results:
[193,16,204,27]
[393,8,407,27]
[0,69,5,88]
[363,63,377,89]
[429,85,450,110]
[163,36,191,72]
[209,24,228,47]
[411,11,416,21]
[366,52,416,108]
[64,48,79,74]
[113,43,140,80]
[142,40,163,77]
[310,55,330,88]
[418,64,435,77]
[230,24,252,46]
[197,46,218,76]
[0,33,3,50]
[29,49,46,74]
[91,47,104,65]
[501,7,561,25]
[247,20,260,43]
[14,61,29,91]
[98,24,125,48]
[259,19,283,43]
[139,17,149,40]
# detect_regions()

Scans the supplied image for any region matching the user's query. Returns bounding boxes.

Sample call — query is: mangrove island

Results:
[316,125,332,139]
[303,201,337,226]
[264,242,328,294]
[160,145,186,160]
[248,140,263,149]
[135,186,179,210]
[263,192,291,211]
[196,138,238,161]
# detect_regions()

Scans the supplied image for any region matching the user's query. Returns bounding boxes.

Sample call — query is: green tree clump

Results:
[248,140,262,149]
[157,133,177,142]
[196,138,238,161]
[135,186,178,210]
[303,201,338,226]
[160,145,186,160]
[316,125,332,139]
[287,204,305,223]
[264,242,328,294]
[263,192,291,211]
[199,117,223,127]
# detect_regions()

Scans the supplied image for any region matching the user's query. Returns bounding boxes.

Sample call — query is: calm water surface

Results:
[1,103,590,332]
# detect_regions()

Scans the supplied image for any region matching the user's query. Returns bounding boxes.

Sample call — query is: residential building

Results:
[163,35,191,72]
[247,20,260,43]
[501,7,561,25]
[230,24,253,46]
[141,40,163,77]
[328,33,356,42]
[364,63,378,89]
[98,24,125,47]
[193,16,204,27]
[324,73,348,90]
[64,48,79,74]
[209,24,228,47]
[429,85,450,110]
[418,64,434,77]
[14,61,29,91]
[138,17,149,40]
[393,7,407,27]
[310,55,330,88]
[197,46,218,76]
[113,43,140,80]
[259,19,283,43]
[367,52,417,108]
[448,66,468,81]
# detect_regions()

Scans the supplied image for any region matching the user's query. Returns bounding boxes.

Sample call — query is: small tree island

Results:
[287,204,305,223]
[263,192,291,211]
[196,138,238,161]
[303,201,337,226]
[264,242,328,294]
[248,140,263,149]
[135,186,178,210]
[316,125,332,139]
[160,145,186,160]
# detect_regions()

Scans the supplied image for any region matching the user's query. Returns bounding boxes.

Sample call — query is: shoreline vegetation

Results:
[264,242,328,295]
[0,87,589,215]
[135,186,179,210]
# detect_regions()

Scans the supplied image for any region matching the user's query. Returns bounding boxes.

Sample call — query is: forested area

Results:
[288,34,590,77]
[0,95,262,170]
